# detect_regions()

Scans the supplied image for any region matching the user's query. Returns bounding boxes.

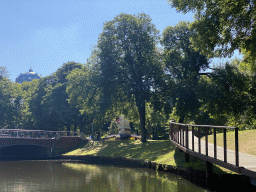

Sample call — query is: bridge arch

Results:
[0,144,53,158]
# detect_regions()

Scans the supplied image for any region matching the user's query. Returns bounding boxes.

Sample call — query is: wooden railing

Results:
[169,121,239,167]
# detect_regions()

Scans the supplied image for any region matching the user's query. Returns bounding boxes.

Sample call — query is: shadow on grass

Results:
[91,140,177,163]
[69,140,237,176]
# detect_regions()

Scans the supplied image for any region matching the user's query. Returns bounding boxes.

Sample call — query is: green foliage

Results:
[208,63,250,118]
[161,21,209,123]
[239,48,256,73]
[192,58,256,129]
[3,8,256,136]
[0,66,9,78]
[66,65,103,133]
[55,61,83,84]
[167,0,256,63]
[0,77,13,128]
[108,120,119,134]
[0,76,26,128]
[27,62,84,131]
[97,13,163,142]
[19,79,39,128]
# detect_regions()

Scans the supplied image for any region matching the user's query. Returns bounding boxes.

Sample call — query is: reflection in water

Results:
[0,161,206,192]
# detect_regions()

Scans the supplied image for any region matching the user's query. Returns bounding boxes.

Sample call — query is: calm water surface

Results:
[0,160,207,192]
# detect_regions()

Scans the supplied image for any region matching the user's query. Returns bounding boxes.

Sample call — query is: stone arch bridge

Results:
[0,129,87,158]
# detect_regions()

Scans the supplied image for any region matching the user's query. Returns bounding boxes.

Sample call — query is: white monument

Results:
[118,116,131,136]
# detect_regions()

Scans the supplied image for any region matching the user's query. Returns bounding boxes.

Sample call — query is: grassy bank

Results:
[64,139,237,176]
[202,129,256,156]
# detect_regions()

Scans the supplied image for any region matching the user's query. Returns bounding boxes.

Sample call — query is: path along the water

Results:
[185,131,256,173]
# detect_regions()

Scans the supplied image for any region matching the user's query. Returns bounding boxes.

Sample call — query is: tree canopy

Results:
[167,0,256,63]
[161,21,209,123]
[28,62,83,131]
[3,6,256,136]
[97,13,163,142]
[0,66,9,78]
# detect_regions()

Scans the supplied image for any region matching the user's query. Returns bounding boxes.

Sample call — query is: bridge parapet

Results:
[0,129,84,139]
[0,129,87,157]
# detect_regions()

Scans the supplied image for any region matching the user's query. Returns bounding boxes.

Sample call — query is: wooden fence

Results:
[169,121,239,169]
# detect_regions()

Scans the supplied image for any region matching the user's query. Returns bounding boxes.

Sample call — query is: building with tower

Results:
[15,68,42,84]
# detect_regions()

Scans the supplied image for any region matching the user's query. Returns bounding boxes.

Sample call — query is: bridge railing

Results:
[169,121,239,167]
[0,129,84,139]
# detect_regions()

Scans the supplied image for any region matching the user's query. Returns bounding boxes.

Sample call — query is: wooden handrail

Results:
[169,121,236,129]
[169,121,239,168]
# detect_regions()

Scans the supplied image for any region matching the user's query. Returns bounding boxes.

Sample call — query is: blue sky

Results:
[1,0,242,82]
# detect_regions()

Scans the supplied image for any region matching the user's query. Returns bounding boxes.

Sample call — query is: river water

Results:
[0,160,207,192]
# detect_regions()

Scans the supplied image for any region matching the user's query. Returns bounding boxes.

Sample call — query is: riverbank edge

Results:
[60,154,256,191]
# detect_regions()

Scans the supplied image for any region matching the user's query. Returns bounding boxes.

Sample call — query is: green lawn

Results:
[64,139,237,175]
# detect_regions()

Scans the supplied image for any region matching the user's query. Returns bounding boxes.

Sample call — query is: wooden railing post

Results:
[198,127,201,154]
[223,128,227,163]
[185,125,190,162]
[175,125,177,142]
[178,125,181,144]
[186,125,189,149]
[235,127,239,167]
[214,128,217,159]
[176,124,177,143]
[170,122,173,140]
[183,125,185,147]
[182,125,184,146]
[181,125,183,146]
[192,126,194,151]
[205,127,209,156]
[174,124,175,141]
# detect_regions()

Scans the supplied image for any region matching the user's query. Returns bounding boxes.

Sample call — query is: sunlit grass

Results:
[65,140,177,164]
[64,139,236,175]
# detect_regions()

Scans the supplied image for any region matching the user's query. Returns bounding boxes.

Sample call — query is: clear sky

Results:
[1,0,242,82]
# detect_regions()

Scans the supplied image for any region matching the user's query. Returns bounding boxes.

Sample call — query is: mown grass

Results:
[64,139,237,176]
[65,140,177,164]
[202,129,256,156]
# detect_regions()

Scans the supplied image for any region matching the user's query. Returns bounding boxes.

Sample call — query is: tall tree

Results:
[19,79,39,129]
[161,21,209,123]
[0,76,25,128]
[0,76,12,128]
[196,60,251,129]
[66,64,102,134]
[0,66,9,78]
[29,76,52,130]
[97,13,163,142]
[167,0,256,62]
[29,61,83,131]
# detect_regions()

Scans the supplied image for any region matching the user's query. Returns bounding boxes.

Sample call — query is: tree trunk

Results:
[136,100,147,142]
[178,115,185,123]
[67,124,70,136]
[74,120,77,136]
